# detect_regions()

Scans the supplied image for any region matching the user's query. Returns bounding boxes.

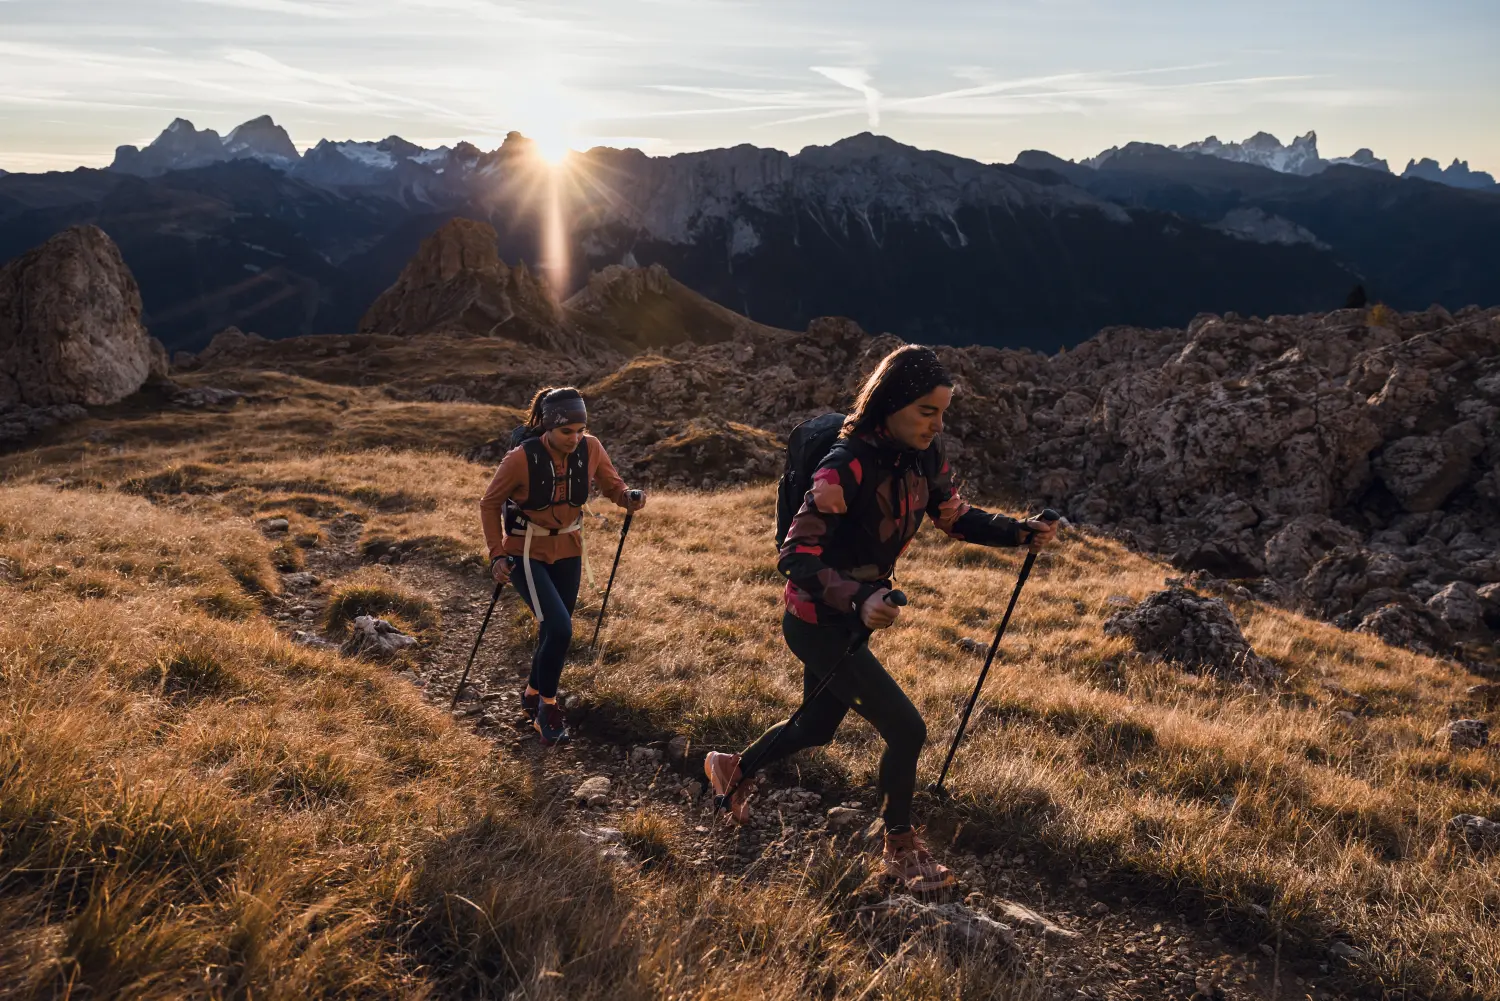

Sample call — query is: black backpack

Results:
[774,413,874,549]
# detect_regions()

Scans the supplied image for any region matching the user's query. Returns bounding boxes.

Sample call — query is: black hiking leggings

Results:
[740,612,927,830]
[507,555,581,699]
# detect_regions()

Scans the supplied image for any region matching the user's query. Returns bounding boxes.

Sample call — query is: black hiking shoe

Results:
[520,687,539,722]
[534,700,569,747]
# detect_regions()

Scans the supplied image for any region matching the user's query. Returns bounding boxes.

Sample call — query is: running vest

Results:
[501,434,591,535]
[500,432,594,622]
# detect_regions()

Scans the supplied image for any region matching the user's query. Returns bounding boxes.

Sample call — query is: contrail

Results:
[811,66,880,127]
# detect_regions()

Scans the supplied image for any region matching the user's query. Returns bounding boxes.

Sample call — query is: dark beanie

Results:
[541,388,587,429]
[879,347,953,414]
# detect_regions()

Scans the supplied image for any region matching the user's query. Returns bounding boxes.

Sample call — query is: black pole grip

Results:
[1038,508,1061,522]
[887,590,909,607]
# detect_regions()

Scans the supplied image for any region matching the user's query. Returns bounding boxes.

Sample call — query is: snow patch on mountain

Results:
[335,143,397,170]
[1176,131,1326,176]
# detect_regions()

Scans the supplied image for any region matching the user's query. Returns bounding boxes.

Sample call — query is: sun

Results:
[531,135,574,165]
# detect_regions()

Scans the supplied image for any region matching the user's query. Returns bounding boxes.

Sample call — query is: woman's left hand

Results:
[625,489,647,512]
[1022,517,1058,551]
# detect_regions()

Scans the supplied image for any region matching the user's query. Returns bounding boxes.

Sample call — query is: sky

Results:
[2,0,1497,175]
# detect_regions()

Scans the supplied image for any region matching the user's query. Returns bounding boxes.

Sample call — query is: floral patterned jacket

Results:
[778,428,1027,625]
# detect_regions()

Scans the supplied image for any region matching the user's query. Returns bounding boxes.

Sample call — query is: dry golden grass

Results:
[0,483,1036,999]
[572,489,1499,999]
[4,393,1498,997]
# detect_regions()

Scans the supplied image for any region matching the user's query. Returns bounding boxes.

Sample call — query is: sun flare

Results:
[532,137,574,166]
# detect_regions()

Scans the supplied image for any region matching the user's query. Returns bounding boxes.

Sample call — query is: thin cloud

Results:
[811,66,881,127]
[182,0,362,18]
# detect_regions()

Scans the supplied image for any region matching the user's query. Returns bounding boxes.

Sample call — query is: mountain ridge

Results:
[3,119,1497,351]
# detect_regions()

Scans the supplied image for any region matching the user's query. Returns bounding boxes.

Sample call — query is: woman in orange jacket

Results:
[478,387,646,746]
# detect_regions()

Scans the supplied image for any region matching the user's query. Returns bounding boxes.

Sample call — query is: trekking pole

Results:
[928,509,1060,799]
[450,581,503,709]
[588,489,643,653]
[716,590,908,812]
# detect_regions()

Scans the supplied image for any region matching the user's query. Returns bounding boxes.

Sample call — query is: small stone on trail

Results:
[262,518,290,533]
[291,630,335,650]
[956,637,986,655]
[826,806,861,831]
[631,746,664,765]
[858,895,1016,956]
[1089,901,1110,916]
[573,776,611,806]
[667,735,691,760]
[994,899,1081,942]
[342,615,416,657]
[282,571,319,588]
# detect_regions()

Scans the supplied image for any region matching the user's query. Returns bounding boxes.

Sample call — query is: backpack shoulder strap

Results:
[517,436,555,511]
[566,437,590,507]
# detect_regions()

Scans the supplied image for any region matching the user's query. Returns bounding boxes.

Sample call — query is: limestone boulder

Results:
[1263,515,1364,581]
[1427,581,1486,634]
[0,225,167,410]
[1103,584,1280,683]
[1353,599,1452,656]
[1375,422,1485,512]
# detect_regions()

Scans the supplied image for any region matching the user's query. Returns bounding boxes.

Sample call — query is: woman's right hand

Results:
[491,557,511,585]
[860,588,902,630]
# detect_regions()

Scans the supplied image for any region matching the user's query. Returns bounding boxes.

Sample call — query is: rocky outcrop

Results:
[1103,585,1280,684]
[183,298,1500,666]
[0,225,167,424]
[1003,306,1500,664]
[359,219,586,353]
[628,418,783,489]
[454,304,1498,669]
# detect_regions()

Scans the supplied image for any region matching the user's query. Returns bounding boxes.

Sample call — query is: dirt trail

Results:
[269,511,1359,1001]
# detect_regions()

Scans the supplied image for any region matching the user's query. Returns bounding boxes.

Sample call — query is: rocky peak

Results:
[1175,130,1325,176]
[111,118,227,176]
[1328,148,1390,172]
[0,225,167,412]
[1402,157,1498,190]
[223,115,300,163]
[358,218,579,352]
[110,114,299,176]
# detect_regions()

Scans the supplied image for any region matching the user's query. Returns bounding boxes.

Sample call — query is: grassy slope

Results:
[0,486,1025,999]
[2,378,1497,998]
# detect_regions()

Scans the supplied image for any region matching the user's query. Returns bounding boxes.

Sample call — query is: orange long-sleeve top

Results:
[479,433,631,563]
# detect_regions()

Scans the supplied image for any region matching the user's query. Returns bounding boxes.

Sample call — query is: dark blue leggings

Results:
[507,555,582,699]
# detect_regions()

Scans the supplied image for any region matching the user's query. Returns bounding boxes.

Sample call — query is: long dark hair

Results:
[524,386,582,429]
[842,346,954,436]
